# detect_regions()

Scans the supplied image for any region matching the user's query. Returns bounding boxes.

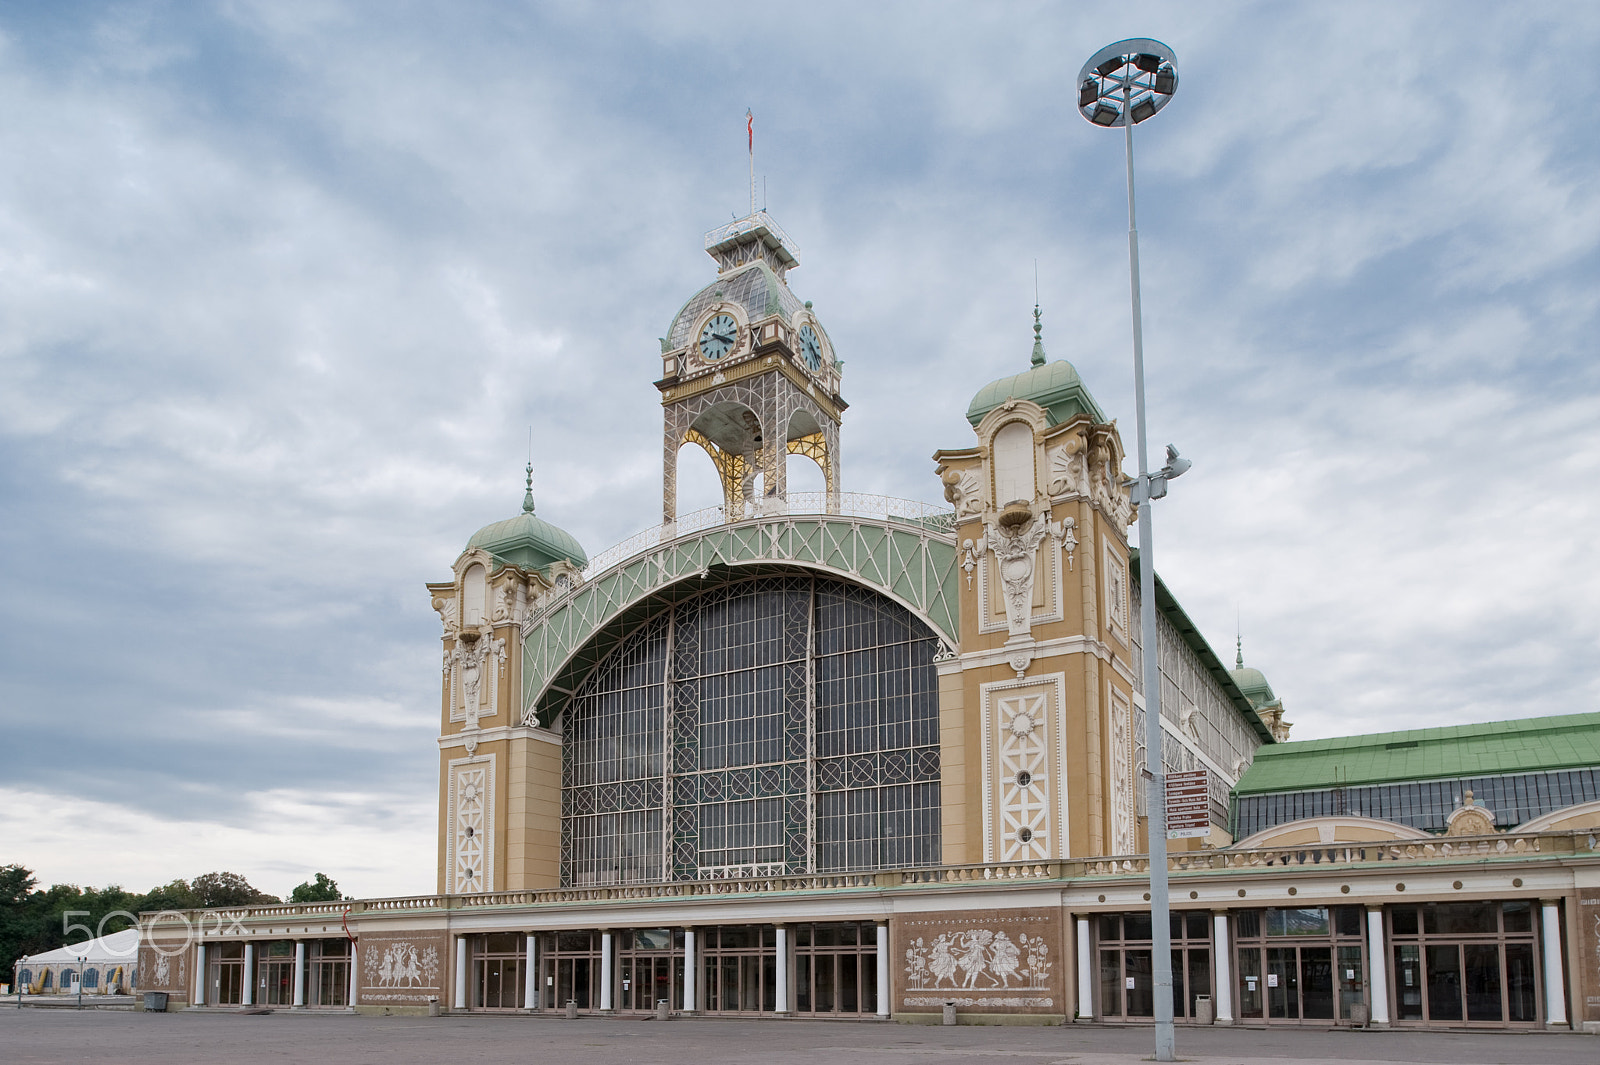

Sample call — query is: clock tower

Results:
[656,211,845,527]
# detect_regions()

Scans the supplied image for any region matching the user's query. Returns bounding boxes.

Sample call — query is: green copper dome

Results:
[966,307,1106,427]
[466,465,588,571]
[1228,640,1279,711]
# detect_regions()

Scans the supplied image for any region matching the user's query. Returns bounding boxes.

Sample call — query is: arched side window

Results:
[82,968,98,988]
[461,563,487,627]
[992,421,1036,506]
[561,574,941,886]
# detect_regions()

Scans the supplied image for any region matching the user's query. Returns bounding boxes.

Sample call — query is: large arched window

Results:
[561,574,941,886]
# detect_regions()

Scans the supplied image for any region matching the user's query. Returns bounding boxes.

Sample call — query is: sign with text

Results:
[1165,768,1211,839]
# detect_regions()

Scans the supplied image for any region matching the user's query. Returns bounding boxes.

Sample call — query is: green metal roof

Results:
[1233,712,1600,796]
[966,359,1107,428]
[1129,551,1273,744]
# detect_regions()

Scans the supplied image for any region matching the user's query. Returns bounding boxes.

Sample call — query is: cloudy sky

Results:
[2,1,1597,900]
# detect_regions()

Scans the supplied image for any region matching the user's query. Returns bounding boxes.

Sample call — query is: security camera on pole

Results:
[1076,38,1186,1063]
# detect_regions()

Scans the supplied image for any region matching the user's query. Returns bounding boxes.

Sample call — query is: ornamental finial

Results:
[1030,304,1046,367]
[522,462,536,515]
[1235,634,1244,670]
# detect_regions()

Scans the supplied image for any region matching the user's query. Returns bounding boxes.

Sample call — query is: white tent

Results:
[14,928,140,994]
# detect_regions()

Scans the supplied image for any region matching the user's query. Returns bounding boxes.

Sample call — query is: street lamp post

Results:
[1077,38,1186,1063]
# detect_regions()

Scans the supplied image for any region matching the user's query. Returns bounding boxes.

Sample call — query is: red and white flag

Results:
[747,109,753,153]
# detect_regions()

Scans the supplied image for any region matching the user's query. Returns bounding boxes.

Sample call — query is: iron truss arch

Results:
[521,515,960,727]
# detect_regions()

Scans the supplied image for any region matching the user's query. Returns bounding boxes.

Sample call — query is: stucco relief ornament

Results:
[430,595,458,634]
[1054,515,1077,571]
[940,465,983,519]
[491,583,514,623]
[961,539,978,588]
[982,513,1050,637]
[448,630,506,728]
[1047,435,1088,498]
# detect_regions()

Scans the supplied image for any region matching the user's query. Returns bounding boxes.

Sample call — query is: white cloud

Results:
[1,1,1598,892]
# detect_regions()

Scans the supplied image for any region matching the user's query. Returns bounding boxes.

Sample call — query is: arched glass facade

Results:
[561,574,941,886]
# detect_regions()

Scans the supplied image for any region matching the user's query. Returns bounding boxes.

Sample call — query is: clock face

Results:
[799,324,822,372]
[699,313,738,361]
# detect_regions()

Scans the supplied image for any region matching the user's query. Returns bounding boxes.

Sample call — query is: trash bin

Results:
[142,992,168,1012]
[1348,1001,1369,1027]
[655,998,670,1021]
[942,1002,957,1026]
[1193,994,1213,1025]
[426,997,439,1017]
[565,999,579,1019]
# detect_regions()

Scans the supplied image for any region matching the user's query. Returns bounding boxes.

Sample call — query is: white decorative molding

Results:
[1047,435,1088,499]
[980,673,1069,863]
[1109,687,1136,855]
[445,629,507,724]
[982,517,1051,637]
[446,754,495,894]
[1102,538,1129,645]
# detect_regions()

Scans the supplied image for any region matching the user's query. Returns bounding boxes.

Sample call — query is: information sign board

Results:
[1165,768,1211,839]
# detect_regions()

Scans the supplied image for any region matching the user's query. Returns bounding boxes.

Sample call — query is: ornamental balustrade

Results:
[144,830,1599,926]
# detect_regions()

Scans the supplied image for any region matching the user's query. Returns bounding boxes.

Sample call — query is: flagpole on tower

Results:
[747,108,756,216]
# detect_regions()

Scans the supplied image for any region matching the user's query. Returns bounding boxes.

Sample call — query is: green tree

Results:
[289,873,344,903]
[134,878,198,913]
[190,871,279,907]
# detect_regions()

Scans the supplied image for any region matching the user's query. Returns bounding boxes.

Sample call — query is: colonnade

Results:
[1069,905,1569,1028]
[193,937,357,1009]
[451,922,891,1016]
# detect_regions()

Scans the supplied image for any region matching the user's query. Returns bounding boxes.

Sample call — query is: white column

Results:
[292,941,306,1007]
[523,934,537,1011]
[454,936,467,1011]
[1366,907,1389,1027]
[347,945,357,1008]
[1541,900,1568,1027]
[1076,917,1093,1021]
[242,943,254,1006]
[194,942,207,1006]
[1211,912,1232,1025]
[600,931,614,1011]
[875,923,890,1018]
[682,928,697,1012]
[774,926,789,1013]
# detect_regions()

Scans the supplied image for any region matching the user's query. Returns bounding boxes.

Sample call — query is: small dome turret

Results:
[1230,638,1292,742]
[466,464,587,571]
[966,306,1106,427]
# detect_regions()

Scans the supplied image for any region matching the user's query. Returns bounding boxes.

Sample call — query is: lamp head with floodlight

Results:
[1076,38,1178,128]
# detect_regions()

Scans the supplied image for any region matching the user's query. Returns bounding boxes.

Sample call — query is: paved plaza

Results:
[1,1010,1594,1065]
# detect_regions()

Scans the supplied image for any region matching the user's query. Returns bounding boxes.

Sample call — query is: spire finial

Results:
[1235,634,1244,670]
[522,462,536,515]
[1030,304,1047,367]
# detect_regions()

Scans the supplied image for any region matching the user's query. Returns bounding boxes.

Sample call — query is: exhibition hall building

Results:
[139,211,1600,1033]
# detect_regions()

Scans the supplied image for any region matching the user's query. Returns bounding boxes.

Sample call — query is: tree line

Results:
[2,864,346,979]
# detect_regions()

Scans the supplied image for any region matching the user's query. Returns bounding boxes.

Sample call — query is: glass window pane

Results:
[1424,903,1496,936]
[1125,950,1154,1017]
[1391,907,1419,937]
[1502,901,1532,934]
[1099,950,1122,1017]
[1425,944,1462,1021]
[1237,946,1263,1019]
[1463,944,1502,1022]
[1300,947,1334,1019]
[1504,943,1537,1022]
